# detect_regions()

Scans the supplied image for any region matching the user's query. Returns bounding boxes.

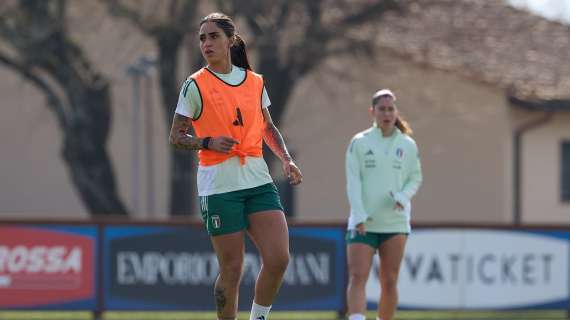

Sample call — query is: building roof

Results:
[508,95,570,112]
[375,0,570,107]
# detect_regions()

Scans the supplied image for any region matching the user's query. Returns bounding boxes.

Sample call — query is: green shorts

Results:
[345,231,408,248]
[199,183,284,236]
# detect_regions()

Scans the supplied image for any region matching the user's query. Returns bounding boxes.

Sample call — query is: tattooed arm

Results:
[169,113,202,150]
[262,108,292,162]
[169,113,239,153]
[262,108,303,185]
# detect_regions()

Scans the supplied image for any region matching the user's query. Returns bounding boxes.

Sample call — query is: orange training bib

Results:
[190,68,265,166]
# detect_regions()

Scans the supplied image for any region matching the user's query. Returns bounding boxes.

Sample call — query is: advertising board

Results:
[365,229,570,309]
[104,226,345,310]
[0,225,98,309]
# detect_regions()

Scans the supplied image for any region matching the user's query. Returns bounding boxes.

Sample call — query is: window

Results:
[562,141,570,202]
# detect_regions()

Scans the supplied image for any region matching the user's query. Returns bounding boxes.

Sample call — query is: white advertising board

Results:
[365,229,569,309]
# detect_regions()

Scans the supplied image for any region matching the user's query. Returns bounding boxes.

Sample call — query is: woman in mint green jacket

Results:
[345,89,422,320]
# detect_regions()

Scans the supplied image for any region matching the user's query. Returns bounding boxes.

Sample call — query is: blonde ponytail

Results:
[396,116,413,136]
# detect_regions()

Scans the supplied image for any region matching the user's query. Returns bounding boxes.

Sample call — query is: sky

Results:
[508,0,570,24]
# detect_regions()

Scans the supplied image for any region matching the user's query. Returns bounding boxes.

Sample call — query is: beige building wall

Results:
[522,113,570,223]
[283,52,513,223]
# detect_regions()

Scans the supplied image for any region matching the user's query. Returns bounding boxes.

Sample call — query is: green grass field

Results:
[0,311,568,320]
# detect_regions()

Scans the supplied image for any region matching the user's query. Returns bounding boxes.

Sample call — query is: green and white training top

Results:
[346,126,423,233]
[175,65,273,196]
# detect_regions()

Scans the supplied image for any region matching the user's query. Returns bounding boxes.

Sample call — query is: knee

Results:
[348,264,370,286]
[219,259,243,284]
[380,274,399,292]
[348,269,369,287]
[264,250,290,274]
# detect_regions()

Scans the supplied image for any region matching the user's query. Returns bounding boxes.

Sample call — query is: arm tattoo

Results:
[169,114,201,150]
[263,122,292,162]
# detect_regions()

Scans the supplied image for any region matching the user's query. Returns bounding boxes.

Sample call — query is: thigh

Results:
[347,242,376,276]
[377,234,408,276]
[246,210,289,259]
[199,191,247,236]
[210,230,245,268]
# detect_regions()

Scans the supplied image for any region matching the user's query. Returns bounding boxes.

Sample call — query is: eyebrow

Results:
[199,31,221,37]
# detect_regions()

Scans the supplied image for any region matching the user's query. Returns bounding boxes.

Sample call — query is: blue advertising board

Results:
[103,225,345,311]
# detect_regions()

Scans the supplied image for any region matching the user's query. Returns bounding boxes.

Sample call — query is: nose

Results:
[201,38,212,49]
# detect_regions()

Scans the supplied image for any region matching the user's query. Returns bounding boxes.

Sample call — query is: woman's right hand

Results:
[356,223,366,235]
[207,136,239,153]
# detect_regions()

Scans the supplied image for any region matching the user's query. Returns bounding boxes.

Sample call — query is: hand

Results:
[394,202,404,211]
[390,191,404,211]
[356,223,366,235]
[282,159,303,185]
[208,136,239,153]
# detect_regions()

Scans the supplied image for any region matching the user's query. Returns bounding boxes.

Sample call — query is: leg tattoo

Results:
[214,285,227,311]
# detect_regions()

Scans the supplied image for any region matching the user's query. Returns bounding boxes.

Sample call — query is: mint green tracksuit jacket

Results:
[346,126,423,233]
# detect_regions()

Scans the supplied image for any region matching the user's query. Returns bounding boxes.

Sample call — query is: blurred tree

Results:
[103,0,407,216]
[222,0,404,127]
[102,0,203,216]
[0,0,128,215]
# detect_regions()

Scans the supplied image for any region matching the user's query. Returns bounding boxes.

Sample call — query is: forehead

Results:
[375,96,396,107]
[199,21,223,35]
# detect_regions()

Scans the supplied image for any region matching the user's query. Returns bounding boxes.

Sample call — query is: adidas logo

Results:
[365,149,374,155]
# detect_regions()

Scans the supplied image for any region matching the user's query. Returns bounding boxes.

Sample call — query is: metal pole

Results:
[128,56,156,219]
[142,72,155,218]
[139,56,157,219]
[127,66,142,215]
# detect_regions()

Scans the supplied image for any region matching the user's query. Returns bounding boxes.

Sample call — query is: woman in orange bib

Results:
[169,12,302,320]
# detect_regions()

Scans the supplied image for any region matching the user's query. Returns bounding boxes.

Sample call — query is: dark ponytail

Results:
[200,12,252,70]
[230,34,252,70]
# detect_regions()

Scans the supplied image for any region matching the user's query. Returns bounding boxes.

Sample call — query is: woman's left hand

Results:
[390,191,404,211]
[394,202,404,211]
[282,160,303,185]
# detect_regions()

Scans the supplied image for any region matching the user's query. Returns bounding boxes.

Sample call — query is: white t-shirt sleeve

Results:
[262,86,271,109]
[174,79,202,119]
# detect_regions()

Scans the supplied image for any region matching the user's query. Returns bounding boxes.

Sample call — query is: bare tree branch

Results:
[214,0,233,16]
[102,0,153,33]
[0,51,68,127]
[175,0,199,28]
[230,0,410,135]
[169,0,180,20]
[338,0,400,29]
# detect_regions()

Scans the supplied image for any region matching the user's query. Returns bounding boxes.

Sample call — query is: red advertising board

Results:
[0,226,96,309]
